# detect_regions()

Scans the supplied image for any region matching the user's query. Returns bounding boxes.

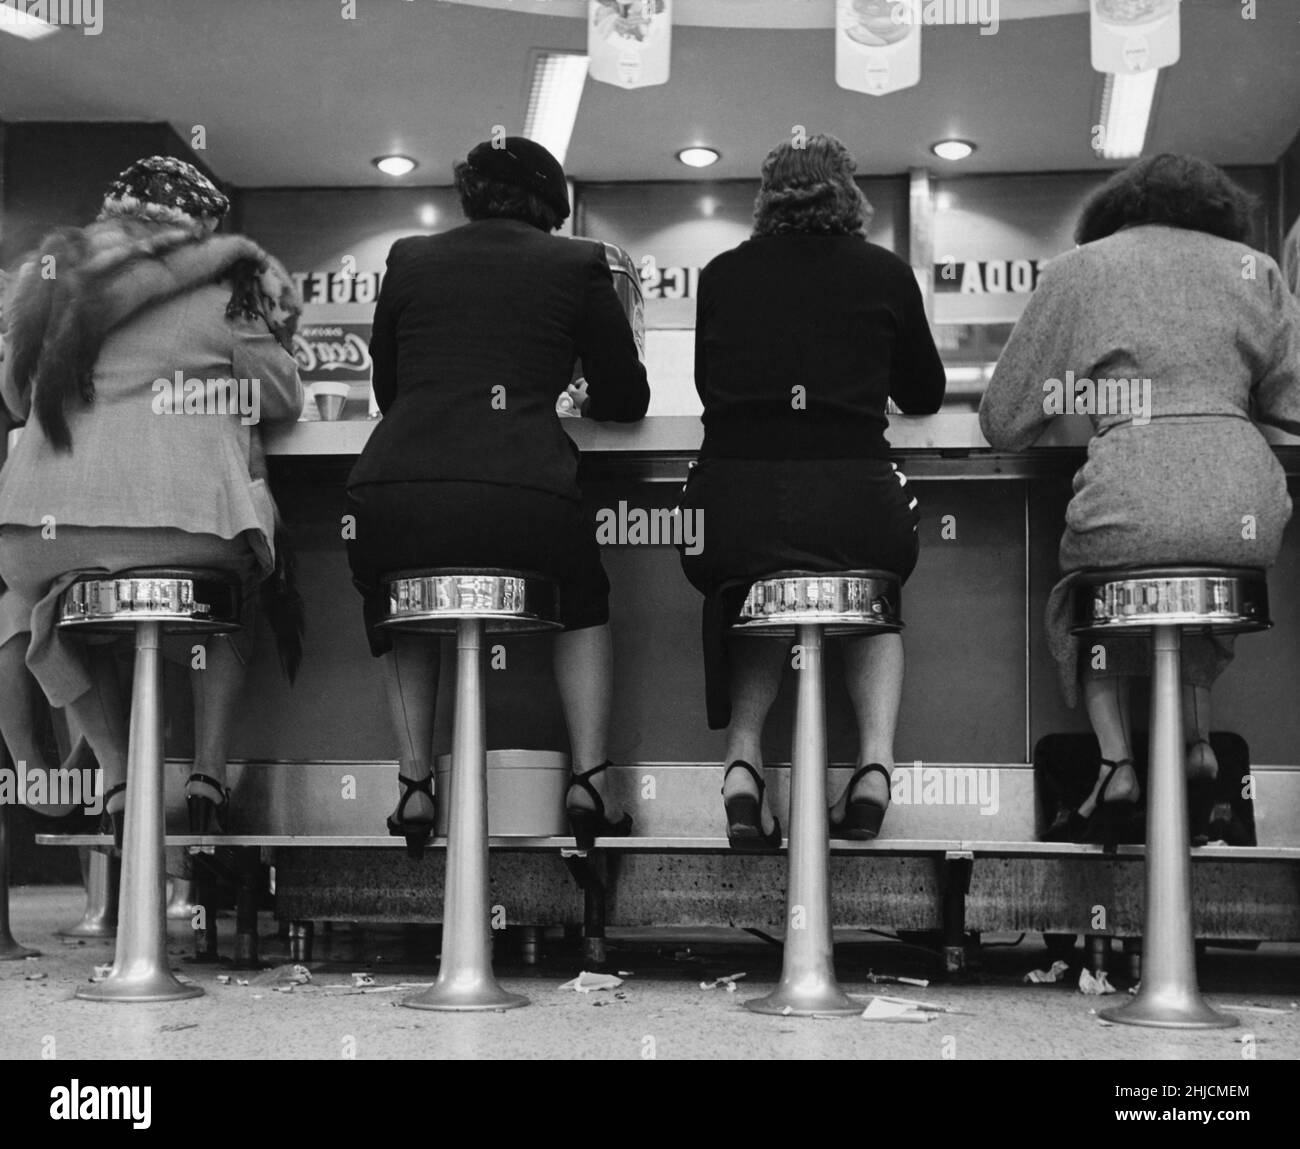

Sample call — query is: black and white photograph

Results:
[0,0,1297,1095]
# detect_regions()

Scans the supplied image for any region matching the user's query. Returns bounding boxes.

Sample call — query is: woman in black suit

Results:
[346,138,649,854]
[679,134,946,847]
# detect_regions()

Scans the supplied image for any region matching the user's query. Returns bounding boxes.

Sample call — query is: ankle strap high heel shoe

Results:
[186,773,231,836]
[566,762,632,851]
[830,762,891,841]
[722,760,781,852]
[387,774,436,859]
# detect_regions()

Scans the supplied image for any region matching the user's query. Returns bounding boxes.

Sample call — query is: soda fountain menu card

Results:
[1090,0,1181,73]
[836,0,921,97]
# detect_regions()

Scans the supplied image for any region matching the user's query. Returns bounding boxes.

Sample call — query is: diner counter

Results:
[263,412,1300,479]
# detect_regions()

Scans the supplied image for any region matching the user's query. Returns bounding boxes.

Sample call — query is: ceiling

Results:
[0,0,1296,187]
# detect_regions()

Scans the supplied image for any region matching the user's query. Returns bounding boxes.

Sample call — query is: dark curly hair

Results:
[453,161,562,232]
[1076,154,1258,246]
[752,134,872,238]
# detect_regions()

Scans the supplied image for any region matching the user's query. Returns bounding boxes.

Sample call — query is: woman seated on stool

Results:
[0,157,304,845]
[678,134,946,848]
[344,137,649,855]
[980,154,1300,843]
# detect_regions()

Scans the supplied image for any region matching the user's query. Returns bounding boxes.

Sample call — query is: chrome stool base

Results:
[59,570,240,1004]
[59,849,119,938]
[734,573,903,1020]
[390,572,562,1013]
[1073,569,1265,1031]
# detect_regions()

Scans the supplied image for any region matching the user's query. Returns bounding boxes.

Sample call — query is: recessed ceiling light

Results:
[930,140,975,162]
[524,50,589,168]
[418,204,438,228]
[1095,69,1159,160]
[374,155,417,177]
[677,147,720,168]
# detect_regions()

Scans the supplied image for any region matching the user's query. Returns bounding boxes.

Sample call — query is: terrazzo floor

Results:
[3,886,1297,1061]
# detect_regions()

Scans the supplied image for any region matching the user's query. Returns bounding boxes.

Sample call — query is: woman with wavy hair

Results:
[678,134,946,847]
[980,154,1300,844]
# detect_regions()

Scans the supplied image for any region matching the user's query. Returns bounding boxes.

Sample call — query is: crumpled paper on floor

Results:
[559,971,624,993]
[699,972,746,992]
[1023,960,1070,984]
[861,997,935,1023]
[1078,967,1117,995]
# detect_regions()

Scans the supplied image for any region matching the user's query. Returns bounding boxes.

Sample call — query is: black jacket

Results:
[348,219,649,499]
[695,233,946,459]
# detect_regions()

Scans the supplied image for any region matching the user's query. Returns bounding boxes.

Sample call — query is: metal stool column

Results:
[733,571,904,1017]
[60,848,119,938]
[379,570,561,1012]
[58,569,241,1003]
[1073,566,1269,1029]
[77,619,198,1002]
[0,798,37,959]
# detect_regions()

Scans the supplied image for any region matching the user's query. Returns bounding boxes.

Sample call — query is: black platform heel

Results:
[1082,757,1139,852]
[721,760,781,852]
[186,772,231,835]
[566,762,632,850]
[830,762,891,841]
[100,781,127,851]
[386,773,436,859]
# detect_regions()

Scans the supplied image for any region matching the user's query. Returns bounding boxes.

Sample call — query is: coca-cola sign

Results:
[292,324,373,382]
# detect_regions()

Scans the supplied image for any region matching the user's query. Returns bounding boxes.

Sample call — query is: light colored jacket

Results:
[0,280,302,572]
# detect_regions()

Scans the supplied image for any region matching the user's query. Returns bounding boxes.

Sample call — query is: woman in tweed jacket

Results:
[980,155,1300,840]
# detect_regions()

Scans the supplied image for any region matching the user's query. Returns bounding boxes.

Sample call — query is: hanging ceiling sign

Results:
[835,0,922,96]
[1090,0,1180,73]
[588,0,673,89]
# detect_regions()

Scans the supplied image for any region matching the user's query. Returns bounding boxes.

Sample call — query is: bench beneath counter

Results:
[36,760,1300,972]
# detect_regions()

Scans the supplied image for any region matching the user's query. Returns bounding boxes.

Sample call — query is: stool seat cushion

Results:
[1071,566,1269,635]
[733,569,903,636]
[57,568,243,635]
[377,568,562,636]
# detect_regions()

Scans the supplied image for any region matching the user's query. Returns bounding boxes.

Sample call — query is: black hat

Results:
[465,136,570,222]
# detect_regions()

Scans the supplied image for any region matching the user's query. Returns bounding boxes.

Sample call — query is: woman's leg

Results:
[382,633,439,823]
[1081,675,1139,812]
[0,634,74,816]
[554,623,615,812]
[63,642,129,818]
[720,636,787,834]
[1183,683,1217,780]
[187,635,248,804]
[831,632,902,816]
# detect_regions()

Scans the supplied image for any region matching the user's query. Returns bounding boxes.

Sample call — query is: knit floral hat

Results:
[97,155,230,228]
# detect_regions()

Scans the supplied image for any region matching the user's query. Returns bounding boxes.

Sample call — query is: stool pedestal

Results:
[745,624,858,1016]
[1100,627,1233,1029]
[76,621,200,1003]
[0,801,38,960]
[404,618,527,1012]
[59,848,119,938]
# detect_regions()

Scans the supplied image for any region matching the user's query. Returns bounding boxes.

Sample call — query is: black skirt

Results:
[345,480,610,655]
[676,457,920,729]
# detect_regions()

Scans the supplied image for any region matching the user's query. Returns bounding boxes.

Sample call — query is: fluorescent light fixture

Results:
[677,147,720,168]
[1096,69,1159,160]
[373,155,417,177]
[0,4,59,39]
[523,50,588,168]
[931,140,975,162]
